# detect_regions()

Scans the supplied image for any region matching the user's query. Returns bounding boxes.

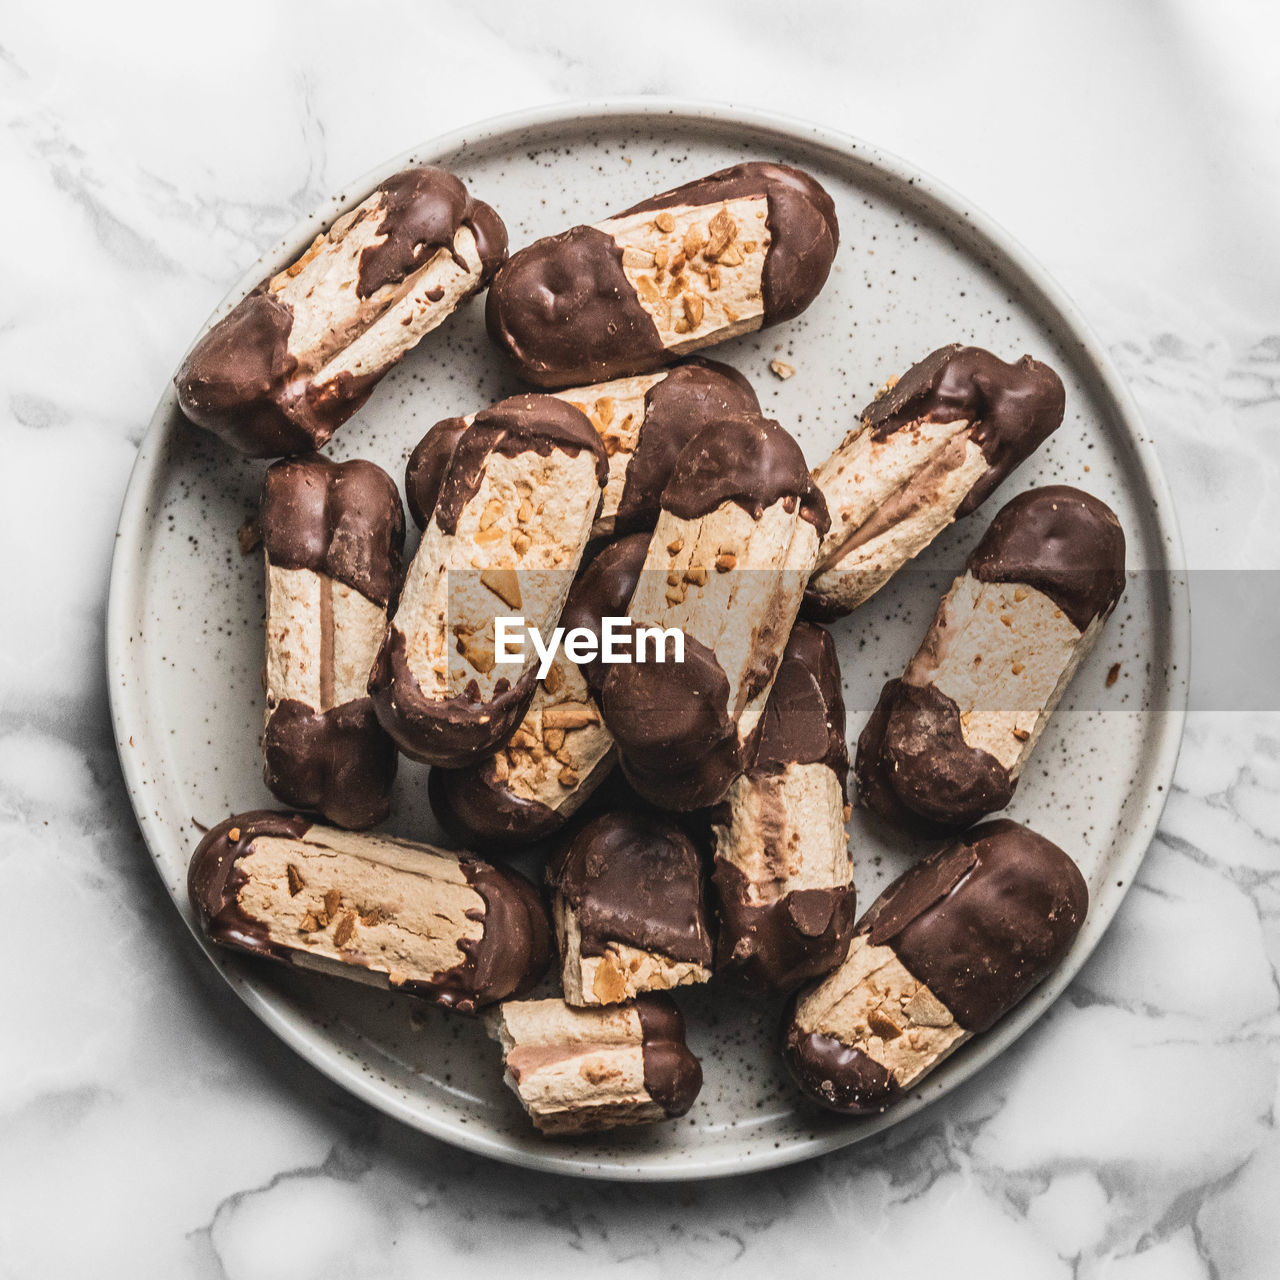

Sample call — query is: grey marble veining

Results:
[2,1,1278,1276]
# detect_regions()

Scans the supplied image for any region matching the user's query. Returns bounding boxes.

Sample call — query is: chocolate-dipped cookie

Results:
[602,412,830,809]
[176,166,507,456]
[258,455,403,829]
[369,395,609,767]
[856,485,1126,833]
[188,812,552,1012]
[711,621,857,994]
[489,993,702,1134]
[486,162,838,387]
[807,345,1065,618]
[546,810,714,1006]
[782,819,1088,1113]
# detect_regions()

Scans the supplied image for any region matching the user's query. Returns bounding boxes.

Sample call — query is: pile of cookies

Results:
[177,159,1123,1136]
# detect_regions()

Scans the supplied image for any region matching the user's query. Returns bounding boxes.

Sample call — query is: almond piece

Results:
[481,568,522,609]
[286,864,305,897]
[682,292,704,328]
[654,211,676,233]
[333,911,357,949]
[542,702,600,731]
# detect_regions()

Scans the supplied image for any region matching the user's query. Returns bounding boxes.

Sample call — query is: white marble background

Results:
[2,1,1278,1275]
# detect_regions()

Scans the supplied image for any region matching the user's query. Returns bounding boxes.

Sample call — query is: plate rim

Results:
[106,96,1191,1181]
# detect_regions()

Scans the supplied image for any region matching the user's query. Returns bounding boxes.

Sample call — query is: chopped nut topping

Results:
[868,1007,903,1040]
[654,211,676,233]
[542,702,600,730]
[654,245,669,270]
[227,827,241,843]
[1012,728,1031,741]
[300,912,320,933]
[1014,587,1029,602]
[480,568,522,609]
[706,265,721,291]
[478,498,504,531]
[683,223,705,256]
[770,358,795,380]
[1000,613,1013,628]
[684,566,708,587]
[1011,661,1025,675]
[332,911,357,949]
[682,292,705,327]
[544,728,565,753]
[715,553,737,572]
[636,275,661,303]
[669,251,687,275]
[517,497,534,524]
[323,889,342,920]
[558,765,580,786]
[667,537,684,554]
[717,242,744,268]
[512,531,532,555]
[706,207,736,259]
[286,864,305,897]
[621,246,656,269]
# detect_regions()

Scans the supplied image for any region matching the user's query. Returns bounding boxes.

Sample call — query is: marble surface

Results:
[2,1,1277,1275]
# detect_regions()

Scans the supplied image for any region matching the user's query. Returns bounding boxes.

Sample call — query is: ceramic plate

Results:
[106,100,1188,1180]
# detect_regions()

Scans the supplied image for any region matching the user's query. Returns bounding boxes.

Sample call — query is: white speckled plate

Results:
[107,100,1188,1180]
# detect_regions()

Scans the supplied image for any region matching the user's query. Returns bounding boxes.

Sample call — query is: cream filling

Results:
[793,933,969,1089]
[713,761,850,902]
[265,562,386,712]
[903,572,1100,774]
[392,448,601,699]
[600,196,770,352]
[628,497,819,743]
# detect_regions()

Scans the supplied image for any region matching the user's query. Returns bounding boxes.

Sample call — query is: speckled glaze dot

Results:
[107,103,1187,1181]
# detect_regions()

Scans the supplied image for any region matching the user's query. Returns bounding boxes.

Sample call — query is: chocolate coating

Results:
[712,622,856,994]
[781,1024,899,1113]
[614,360,762,531]
[264,699,398,831]
[558,532,650,699]
[187,811,312,958]
[547,811,713,967]
[486,162,838,388]
[368,624,539,767]
[968,485,1126,631]
[176,165,507,456]
[864,819,1088,1032]
[862,345,1065,516]
[856,678,1014,834]
[714,862,857,997]
[355,166,508,299]
[188,812,551,1012]
[753,621,848,786]
[622,161,839,324]
[433,394,608,536]
[427,762,561,851]
[260,454,405,607]
[405,417,469,530]
[486,224,663,388]
[661,413,830,533]
[634,994,703,1117]
[601,632,745,811]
